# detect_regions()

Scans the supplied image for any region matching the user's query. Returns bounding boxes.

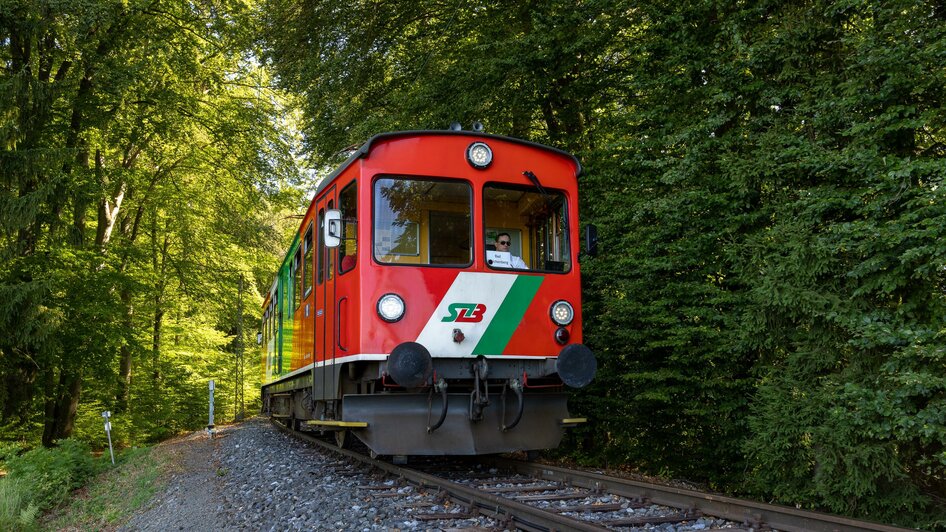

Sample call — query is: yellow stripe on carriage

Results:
[305,420,369,428]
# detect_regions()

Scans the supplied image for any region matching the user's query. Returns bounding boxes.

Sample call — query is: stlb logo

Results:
[441,303,487,323]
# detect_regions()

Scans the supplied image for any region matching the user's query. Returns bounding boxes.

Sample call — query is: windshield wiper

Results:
[523,170,551,198]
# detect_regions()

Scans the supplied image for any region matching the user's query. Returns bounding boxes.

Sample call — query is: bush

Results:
[5,439,97,512]
[0,441,27,465]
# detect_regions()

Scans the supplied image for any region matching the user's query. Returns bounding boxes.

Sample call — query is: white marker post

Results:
[101,411,115,465]
[207,380,215,438]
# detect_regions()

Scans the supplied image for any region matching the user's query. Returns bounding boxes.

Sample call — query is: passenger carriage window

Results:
[374,177,471,266]
[327,200,334,280]
[339,182,357,274]
[303,225,313,297]
[483,184,571,273]
[292,249,302,309]
[317,208,325,285]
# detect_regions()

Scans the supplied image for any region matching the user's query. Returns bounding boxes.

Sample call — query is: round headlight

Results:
[466,141,493,169]
[377,293,405,322]
[550,300,574,326]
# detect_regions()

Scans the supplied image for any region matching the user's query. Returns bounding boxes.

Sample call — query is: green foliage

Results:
[44,446,160,531]
[0,442,26,464]
[0,444,155,531]
[258,0,946,526]
[1,0,307,450]
[258,0,626,157]
[0,478,39,532]
[4,439,97,514]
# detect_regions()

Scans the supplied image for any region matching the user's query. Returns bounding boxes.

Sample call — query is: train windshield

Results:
[373,177,472,266]
[484,184,570,273]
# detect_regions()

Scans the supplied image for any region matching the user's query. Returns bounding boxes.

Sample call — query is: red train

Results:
[260,127,596,457]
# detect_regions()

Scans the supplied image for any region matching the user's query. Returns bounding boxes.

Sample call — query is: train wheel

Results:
[335,429,349,449]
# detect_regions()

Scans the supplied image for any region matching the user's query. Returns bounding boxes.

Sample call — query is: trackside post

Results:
[101,411,115,465]
[208,380,215,438]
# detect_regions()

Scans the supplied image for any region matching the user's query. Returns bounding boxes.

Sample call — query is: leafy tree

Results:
[258,0,946,526]
[585,0,945,523]
[258,0,627,157]
[1,0,307,446]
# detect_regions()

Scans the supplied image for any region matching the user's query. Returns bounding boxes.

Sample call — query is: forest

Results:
[1,0,944,528]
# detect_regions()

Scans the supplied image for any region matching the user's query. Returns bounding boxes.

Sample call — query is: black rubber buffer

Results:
[387,342,433,388]
[556,344,597,388]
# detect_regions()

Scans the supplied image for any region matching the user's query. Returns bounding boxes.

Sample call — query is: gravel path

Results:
[120,428,222,531]
[121,417,499,531]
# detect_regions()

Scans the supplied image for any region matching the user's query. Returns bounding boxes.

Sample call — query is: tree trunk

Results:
[115,287,134,413]
[152,306,164,382]
[150,231,169,382]
[41,369,82,447]
[95,150,127,250]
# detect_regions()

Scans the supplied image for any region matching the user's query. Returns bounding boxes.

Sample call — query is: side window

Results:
[292,249,302,309]
[327,200,334,281]
[303,224,313,297]
[339,182,357,274]
[261,311,267,343]
[317,208,325,285]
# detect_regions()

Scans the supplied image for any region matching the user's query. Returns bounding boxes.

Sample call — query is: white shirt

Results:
[509,255,527,269]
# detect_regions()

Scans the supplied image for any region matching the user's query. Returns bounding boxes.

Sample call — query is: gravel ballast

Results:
[121,418,755,531]
[120,417,499,531]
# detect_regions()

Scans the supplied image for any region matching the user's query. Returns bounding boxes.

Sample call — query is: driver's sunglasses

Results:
[497,240,510,245]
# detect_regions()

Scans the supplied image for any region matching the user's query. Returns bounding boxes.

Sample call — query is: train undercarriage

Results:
[262,354,586,456]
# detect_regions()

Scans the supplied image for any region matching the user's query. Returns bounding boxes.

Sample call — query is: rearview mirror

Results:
[324,209,342,248]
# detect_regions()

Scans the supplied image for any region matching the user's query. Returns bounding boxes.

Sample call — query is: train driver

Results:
[494,232,527,269]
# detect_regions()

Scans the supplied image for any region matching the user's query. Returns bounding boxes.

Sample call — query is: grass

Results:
[40,447,164,531]
[0,478,39,531]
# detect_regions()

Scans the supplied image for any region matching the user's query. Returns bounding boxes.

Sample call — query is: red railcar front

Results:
[262,129,596,456]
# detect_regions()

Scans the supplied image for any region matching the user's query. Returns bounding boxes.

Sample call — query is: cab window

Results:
[374,177,471,266]
[483,184,570,273]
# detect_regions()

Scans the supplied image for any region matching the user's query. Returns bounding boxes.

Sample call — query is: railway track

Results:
[273,421,916,532]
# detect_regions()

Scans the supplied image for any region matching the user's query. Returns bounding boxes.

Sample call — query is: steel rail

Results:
[272,421,608,531]
[486,457,919,532]
[271,420,917,532]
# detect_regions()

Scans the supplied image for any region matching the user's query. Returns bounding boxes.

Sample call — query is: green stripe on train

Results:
[472,275,543,355]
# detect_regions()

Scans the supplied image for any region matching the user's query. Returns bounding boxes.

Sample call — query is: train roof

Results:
[313,130,582,198]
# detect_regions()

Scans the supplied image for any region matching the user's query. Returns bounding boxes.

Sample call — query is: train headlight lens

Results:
[377,294,405,322]
[550,300,574,326]
[466,142,492,169]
